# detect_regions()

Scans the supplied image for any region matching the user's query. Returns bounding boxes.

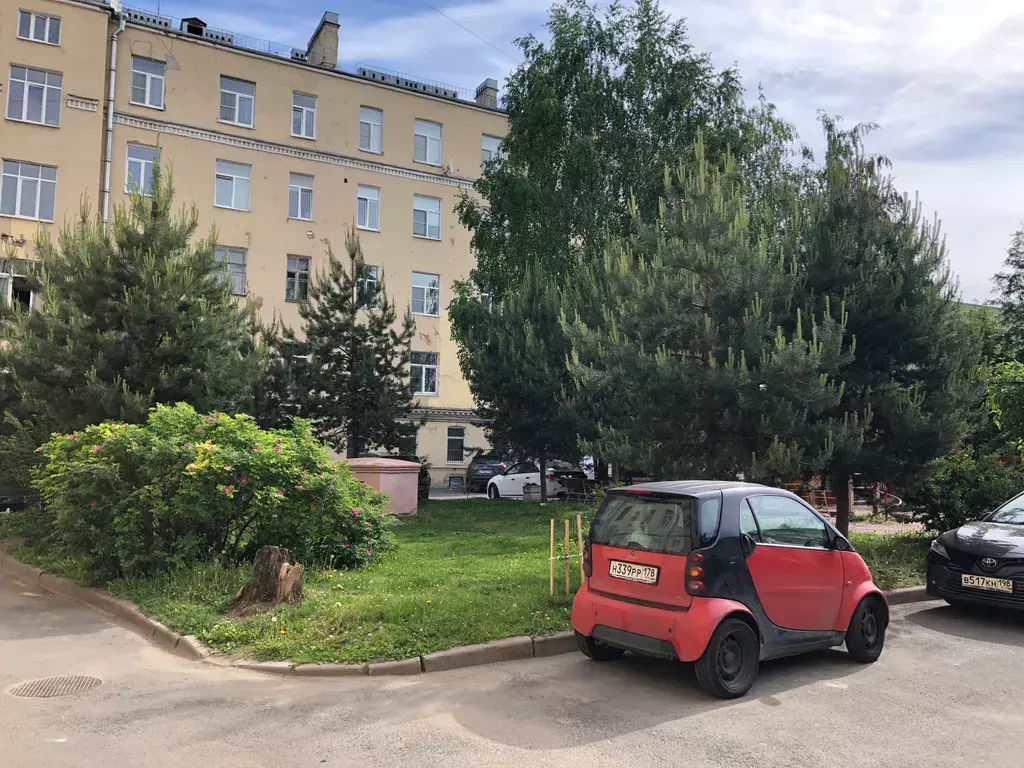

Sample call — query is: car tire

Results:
[846,596,886,663]
[694,617,760,699]
[487,484,500,500]
[575,631,625,662]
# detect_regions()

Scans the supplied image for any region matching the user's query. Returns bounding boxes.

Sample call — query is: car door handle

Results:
[740,533,757,558]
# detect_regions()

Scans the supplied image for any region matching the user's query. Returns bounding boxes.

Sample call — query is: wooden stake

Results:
[549,519,555,596]
[576,514,585,582]
[564,519,571,594]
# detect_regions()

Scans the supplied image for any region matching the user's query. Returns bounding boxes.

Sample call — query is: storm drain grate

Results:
[8,675,103,698]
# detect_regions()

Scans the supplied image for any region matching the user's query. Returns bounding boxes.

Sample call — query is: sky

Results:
[137,0,1024,302]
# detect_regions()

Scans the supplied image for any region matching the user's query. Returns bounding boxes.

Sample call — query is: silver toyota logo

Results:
[981,557,999,570]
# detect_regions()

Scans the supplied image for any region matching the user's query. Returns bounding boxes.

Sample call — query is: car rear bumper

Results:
[927,560,1024,610]
[570,581,750,662]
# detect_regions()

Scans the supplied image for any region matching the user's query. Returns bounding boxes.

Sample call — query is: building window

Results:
[214,160,250,211]
[1,160,56,221]
[17,11,61,45]
[357,264,379,307]
[413,119,442,165]
[357,185,380,231]
[481,289,493,312]
[481,135,501,167]
[125,145,159,195]
[411,351,438,395]
[292,92,316,139]
[412,271,440,316]
[6,66,62,126]
[285,255,310,302]
[288,173,313,220]
[219,76,255,127]
[130,57,165,109]
[215,246,247,295]
[447,427,466,464]
[359,107,382,153]
[412,195,441,240]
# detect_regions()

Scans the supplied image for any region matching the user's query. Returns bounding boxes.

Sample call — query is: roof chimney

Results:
[475,78,498,109]
[306,11,340,69]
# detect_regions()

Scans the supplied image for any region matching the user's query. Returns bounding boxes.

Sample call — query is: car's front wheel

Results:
[694,617,760,699]
[575,631,625,662]
[487,483,500,500]
[846,596,886,663]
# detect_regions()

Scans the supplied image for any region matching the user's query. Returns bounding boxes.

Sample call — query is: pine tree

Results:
[565,137,859,481]
[285,230,416,458]
[994,226,1024,355]
[796,118,985,533]
[2,170,260,431]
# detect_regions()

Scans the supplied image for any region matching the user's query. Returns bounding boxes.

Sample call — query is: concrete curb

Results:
[0,548,937,679]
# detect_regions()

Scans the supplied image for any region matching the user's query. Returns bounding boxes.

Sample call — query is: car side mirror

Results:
[740,533,756,558]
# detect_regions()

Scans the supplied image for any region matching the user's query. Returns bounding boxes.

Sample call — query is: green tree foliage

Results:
[995,226,1024,354]
[908,451,1024,533]
[796,119,984,533]
[564,138,858,481]
[32,404,395,582]
[284,230,416,458]
[987,361,1024,451]
[452,0,789,470]
[2,171,260,432]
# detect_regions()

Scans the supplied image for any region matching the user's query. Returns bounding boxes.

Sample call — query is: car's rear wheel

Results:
[694,618,760,699]
[487,484,500,500]
[575,631,625,662]
[846,596,886,663]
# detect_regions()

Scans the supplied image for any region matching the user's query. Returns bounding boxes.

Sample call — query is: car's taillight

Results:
[685,551,706,595]
[582,538,592,577]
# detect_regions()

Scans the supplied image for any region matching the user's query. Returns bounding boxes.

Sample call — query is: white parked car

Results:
[486,460,587,500]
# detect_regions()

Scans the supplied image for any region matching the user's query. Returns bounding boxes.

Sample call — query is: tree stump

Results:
[228,546,304,616]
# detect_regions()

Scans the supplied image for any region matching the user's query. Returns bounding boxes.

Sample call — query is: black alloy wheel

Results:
[846,597,886,662]
[695,618,760,699]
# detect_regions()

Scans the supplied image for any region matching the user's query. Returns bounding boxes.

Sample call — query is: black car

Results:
[465,453,508,493]
[927,491,1024,609]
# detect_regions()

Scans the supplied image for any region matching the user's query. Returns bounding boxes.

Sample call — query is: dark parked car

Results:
[465,454,508,493]
[927,491,1024,610]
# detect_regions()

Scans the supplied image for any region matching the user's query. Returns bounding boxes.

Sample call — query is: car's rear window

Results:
[590,493,721,555]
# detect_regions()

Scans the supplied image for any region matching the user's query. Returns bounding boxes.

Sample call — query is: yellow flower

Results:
[279,630,286,635]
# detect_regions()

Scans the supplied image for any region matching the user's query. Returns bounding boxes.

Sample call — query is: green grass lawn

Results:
[7,500,929,663]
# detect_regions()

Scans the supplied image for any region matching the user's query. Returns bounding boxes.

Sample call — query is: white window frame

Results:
[481,135,501,167]
[357,185,380,232]
[1,160,57,222]
[292,92,316,140]
[214,160,251,211]
[215,246,247,296]
[411,351,439,396]
[285,255,310,302]
[6,66,62,126]
[129,56,165,109]
[412,271,441,317]
[412,195,441,240]
[0,274,11,308]
[447,426,467,464]
[359,106,383,154]
[413,119,442,166]
[288,172,314,221]
[358,264,380,307]
[125,144,159,195]
[219,76,255,128]
[17,11,61,45]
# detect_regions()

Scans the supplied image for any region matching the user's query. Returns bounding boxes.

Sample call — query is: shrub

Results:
[907,452,1024,533]
[33,404,395,582]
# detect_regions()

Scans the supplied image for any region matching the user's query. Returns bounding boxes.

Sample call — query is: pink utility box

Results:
[346,457,421,516]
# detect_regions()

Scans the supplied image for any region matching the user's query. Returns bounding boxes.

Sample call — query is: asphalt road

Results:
[3,571,1024,768]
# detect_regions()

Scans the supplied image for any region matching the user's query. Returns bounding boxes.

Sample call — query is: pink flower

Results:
[273,445,281,453]
[203,417,212,424]
[298,483,304,490]
[34,446,43,453]
[309,503,315,509]
[223,464,232,471]
[329,483,335,490]
[240,476,248,485]
[196,427,204,434]
[342,543,351,549]
[364,549,372,557]
[184,442,192,450]
[252,444,260,451]
[57,513,63,521]
[350,508,361,517]
[276,490,284,497]
[224,485,234,496]
[89,501,97,508]
[69,434,78,440]
[186,464,197,472]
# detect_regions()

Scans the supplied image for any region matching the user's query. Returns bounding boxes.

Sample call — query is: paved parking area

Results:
[3,570,1024,767]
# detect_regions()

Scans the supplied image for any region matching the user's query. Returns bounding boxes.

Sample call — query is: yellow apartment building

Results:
[0,0,507,485]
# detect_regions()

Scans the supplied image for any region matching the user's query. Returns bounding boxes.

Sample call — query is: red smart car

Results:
[572,481,887,698]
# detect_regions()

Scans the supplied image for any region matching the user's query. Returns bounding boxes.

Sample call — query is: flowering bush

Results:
[33,404,395,582]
